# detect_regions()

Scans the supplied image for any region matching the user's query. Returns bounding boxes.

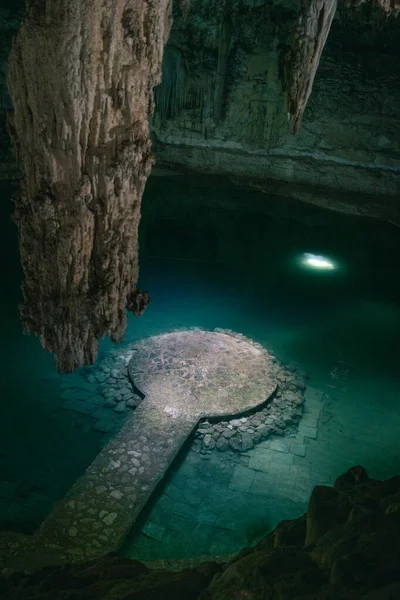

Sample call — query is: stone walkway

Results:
[123,386,323,559]
[124,369,400,560]
[2,330,278,570]
[2,328,399,566]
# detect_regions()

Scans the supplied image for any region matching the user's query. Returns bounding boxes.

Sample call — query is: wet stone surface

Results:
[54,328,307,456]
[127,329,277,419]
[0,329,303,572]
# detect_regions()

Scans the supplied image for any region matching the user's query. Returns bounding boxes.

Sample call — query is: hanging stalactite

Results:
[213,5,234,122]
[284,0,338,134]
[154,44,214,124]
[284,0,399,134]
[7,0,174,372]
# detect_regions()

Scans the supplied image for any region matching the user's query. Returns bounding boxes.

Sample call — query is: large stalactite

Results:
[284,0,338,134]
[285,0,399,134]
[7,0,174,373]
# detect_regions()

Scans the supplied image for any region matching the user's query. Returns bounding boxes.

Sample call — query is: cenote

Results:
[1,175,400,560]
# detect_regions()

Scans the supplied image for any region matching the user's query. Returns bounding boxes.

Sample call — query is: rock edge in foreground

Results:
[2,466,400,599]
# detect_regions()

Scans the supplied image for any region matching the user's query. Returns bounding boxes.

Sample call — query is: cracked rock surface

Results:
[7,0,173,372]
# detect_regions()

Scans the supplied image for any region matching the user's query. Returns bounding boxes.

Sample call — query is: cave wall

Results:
[152,0,400,196]
[0,3,23,172]
[1,1,399,197]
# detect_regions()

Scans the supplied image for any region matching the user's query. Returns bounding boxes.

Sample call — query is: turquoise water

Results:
[0,182,101,530]
[1,176,400,551]
[126,176,400,559]
[136,176,400,384]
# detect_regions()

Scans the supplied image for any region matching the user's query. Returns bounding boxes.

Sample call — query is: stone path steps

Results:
[35,398,198,563]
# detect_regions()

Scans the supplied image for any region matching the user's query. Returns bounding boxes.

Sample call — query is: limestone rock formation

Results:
[152,1,400,200]
[201,466,400,599]
[7,0,174,372]
[0,555,222,599]
[3,0,400,372]
[1,466,400,598]
[284,0,399,133]
[284,0,338,134]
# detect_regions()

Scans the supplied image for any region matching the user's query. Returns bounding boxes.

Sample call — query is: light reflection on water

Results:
[0,176,400,536]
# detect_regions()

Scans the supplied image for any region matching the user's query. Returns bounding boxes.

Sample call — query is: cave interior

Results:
[0,0,400,597]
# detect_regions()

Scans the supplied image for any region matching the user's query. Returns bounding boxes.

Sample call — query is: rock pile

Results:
[193,341,308,454]
[2,466,400,599]
[59,349,144,439]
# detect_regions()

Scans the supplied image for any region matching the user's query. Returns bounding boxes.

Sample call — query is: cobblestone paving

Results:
[127,330,277,418]
[0,329,281,571]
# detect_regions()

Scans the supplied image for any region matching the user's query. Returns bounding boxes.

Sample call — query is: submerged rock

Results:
[216,437,230,452]
[240,433,254,452]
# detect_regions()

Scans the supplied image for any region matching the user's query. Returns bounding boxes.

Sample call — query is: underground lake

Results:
[0,174,400,560]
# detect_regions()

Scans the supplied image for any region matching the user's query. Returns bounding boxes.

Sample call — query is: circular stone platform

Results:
[127,330,276,420]
[2,330,279,570]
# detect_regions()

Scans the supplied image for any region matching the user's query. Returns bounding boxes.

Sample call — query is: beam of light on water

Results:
[301,252,336,270]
